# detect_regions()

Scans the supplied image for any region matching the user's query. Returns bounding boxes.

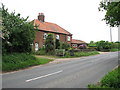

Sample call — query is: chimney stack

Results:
[38,13,45,22]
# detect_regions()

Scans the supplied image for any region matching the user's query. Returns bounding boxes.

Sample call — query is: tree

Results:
[55,39,60,49]
[98,0,120,27]
[96,40,111,51]
[45,33,55,55]
[2,4,36,53]
[88,41,97,47]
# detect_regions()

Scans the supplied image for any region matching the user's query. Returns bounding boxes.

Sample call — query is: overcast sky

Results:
[1,0,118,43]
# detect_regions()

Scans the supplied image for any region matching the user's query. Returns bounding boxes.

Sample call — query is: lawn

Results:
[2,53,52,72]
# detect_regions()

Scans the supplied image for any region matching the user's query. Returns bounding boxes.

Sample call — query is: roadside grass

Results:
[88,66,120,89]
[61,51,99,58]
[2,53,52,72]
[109,48,120,52]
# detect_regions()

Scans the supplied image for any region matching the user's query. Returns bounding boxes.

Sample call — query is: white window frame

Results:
[56,34,60,40]
[67,36,70,41]
[43,33,47,40]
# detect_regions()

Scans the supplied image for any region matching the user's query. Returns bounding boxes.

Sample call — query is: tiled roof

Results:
[72,39,87,44]
[32,19,72,35]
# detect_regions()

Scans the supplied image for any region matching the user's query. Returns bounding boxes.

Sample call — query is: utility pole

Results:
[110,27,112,42]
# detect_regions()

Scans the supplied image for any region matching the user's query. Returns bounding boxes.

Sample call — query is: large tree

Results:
[98,0,120,27]
[2,4,36,53]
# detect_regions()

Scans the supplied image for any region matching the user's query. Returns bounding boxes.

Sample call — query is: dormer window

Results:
[67,36,70,41]
[43,33,47,39]
[56,34,60,40]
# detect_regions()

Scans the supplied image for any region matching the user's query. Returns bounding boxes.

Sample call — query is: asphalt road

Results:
[2,52,119,88]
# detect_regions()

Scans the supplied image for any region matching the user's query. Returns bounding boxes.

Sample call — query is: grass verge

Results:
[2,53,52,72]
[109,48,120,52]
[88,66,120,89]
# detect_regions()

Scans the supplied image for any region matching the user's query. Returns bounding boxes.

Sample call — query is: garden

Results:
[34,34,100,58]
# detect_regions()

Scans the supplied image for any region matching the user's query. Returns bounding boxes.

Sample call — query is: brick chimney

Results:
[38,13,45,22]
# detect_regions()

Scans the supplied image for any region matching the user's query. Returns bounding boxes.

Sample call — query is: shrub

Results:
[78,44,87,49]
[88,41,97,47]
[56,49,65,56]
[35,48,46,55]
[96,40,111,51]
[55,39,60,49]
[45,33,55,55]
[60,42,70,51]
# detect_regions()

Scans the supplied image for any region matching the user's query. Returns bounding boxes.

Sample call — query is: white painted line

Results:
[26,70,63,82]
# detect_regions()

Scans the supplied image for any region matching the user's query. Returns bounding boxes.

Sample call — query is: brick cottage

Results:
[32,13,72,51]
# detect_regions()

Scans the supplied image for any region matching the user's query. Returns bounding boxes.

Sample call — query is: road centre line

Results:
[26,70,63,82]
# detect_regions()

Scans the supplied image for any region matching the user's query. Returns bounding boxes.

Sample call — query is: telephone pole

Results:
[110,27,112,42]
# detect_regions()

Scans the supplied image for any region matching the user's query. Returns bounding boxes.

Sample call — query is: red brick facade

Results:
[33,30,72,51]
[32,13,73,51]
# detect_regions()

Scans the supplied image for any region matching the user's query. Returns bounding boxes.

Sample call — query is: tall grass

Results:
[2,53,52,72]
[88,66,120,89]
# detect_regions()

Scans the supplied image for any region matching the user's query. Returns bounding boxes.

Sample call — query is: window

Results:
[35,42,38,51]
[67,36,70,41]
[56,34,60,40]
[43,33,47,39]
[72,44,77,47]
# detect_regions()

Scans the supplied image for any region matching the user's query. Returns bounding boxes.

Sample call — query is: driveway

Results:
[2,51,119,88]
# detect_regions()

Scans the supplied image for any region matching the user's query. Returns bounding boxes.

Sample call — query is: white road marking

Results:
[26,70,63,82]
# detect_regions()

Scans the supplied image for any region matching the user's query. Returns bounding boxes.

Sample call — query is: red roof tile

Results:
[72,39,87,44]
[32,19,72,35]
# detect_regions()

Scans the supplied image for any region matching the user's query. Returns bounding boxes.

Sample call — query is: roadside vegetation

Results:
[88,41,120,52]
[88,66,120,89]
[2,53,52,72]
[61,51,99,58]
[2,5,52,72]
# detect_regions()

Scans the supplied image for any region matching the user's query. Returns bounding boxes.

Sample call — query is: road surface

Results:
[2,52,119,88]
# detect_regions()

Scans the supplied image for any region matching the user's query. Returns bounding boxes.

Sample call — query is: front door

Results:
[35,42,38,51]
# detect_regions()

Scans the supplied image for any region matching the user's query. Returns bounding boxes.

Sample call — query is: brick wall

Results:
[33,30,72,51]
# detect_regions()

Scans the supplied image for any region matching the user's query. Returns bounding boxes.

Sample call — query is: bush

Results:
[2,53,51,71]
[35,48,46,55]
[55,39,60,49]
[78,44,87,49]
[60,42,70,51]
[88,41,97,47]
[56,49,65,56]
[96,40,111,51]
[45,33,55,55]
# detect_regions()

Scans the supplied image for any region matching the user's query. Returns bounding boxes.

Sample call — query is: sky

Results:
[1,0,118,43]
